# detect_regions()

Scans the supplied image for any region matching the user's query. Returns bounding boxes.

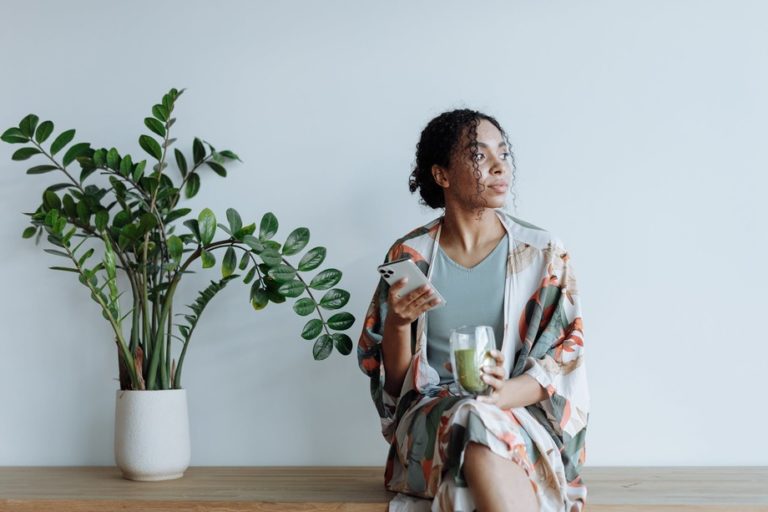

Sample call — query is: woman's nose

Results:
[490,159,506,175]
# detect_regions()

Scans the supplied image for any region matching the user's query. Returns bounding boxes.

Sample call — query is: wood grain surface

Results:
[0,466,765,511]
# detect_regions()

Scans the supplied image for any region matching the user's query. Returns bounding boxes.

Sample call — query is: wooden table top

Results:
[0,466,766,512]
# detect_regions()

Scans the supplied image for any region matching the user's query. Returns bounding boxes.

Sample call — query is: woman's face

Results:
[433,119,512,212]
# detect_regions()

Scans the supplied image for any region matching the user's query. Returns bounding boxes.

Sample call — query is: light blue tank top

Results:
[427,234,507,384]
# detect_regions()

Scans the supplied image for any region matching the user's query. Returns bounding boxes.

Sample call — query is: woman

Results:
[357,109,590,511]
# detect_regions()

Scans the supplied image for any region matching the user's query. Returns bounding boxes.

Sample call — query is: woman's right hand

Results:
[386,278,442,329]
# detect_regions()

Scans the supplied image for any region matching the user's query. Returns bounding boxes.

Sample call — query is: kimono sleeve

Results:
[513,242,590,474]
[356,251,401,444]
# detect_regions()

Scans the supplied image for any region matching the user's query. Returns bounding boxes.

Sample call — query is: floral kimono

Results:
[357,209,590,511]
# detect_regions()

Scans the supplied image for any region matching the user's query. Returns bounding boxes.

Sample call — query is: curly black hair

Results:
[408,109,517,211]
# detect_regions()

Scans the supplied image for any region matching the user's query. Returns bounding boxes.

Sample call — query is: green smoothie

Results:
[454,348,493,393]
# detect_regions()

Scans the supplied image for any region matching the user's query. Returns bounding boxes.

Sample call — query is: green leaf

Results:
[238,250,250,270]
[92,149,105,167]
[331,333,353,355]
[185,173,200,198]
[139,135,162,160]
[105,147,119,169]
[167,235,183,262]
[277,280,304,298]
[12,147,41,161]
[119,154,133,177]
[76,200,90,224]
[1,127,28,143]
[26,165,57,175]
[193,138,205,164]
[313,334,333,360]
[222,246,236,277]
[94,210,109,231]
[46,182,74,192]
[207,161,226,177]
[198,208,216,246]
[217,223,232,236]
[251,281,269,309]
[19,114,39,138]
[267,264,296,283]
[22,226,37,239]
[282,227,309,256]
[133,160,146,181]
[292,297,315,316]
[319,288,350,310]
[251,285,269,310]
[219,149,241,161]
[183,219,201,241]
[78,248,95,267]
[144,117,166,138]
[243,266,257,284]
[297,246,326,271]
[234,223,256,239]
[152,104,168,122]
[174,149,188,177]
[138,212,157,234]
[226,208,242,234]
[43,190,61,211]
[62,194,76,217]
[34,121,54,144]
[242,235,264,252]
[263,291,282,305]
[259,248,282,267]
[50,266,79,273]
[62,142,90,167]
[259,212,278,240]
[201,249,215,268]
[79,165,97,183]
[327,312,355,331]
[164,208,191,224]
[309,268,341,290]
[301,319,323,340]
[50,129,75,156]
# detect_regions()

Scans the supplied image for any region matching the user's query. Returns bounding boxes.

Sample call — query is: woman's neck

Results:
[440,207,505,253]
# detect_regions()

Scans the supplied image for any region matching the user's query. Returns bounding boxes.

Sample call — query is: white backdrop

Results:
[1,0,766,466]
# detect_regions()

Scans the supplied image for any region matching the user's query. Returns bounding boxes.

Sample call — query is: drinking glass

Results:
[449,325,496,397]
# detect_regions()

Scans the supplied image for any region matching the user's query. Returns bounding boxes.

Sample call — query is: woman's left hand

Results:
[477,349,513,408]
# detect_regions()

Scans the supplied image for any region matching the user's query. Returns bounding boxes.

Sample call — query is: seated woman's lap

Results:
[392,393,538,496]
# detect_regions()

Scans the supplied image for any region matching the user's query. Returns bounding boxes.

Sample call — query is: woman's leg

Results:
[463,441,539,512]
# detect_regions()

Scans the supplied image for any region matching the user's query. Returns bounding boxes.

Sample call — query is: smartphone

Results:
[377,257,446,309]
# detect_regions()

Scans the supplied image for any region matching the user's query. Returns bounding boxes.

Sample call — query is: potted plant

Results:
[2,88,355,480]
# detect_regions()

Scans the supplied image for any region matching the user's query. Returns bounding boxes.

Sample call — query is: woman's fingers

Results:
[483,364,505,380]
[388,279,441,322]
[404,286,438,314]
[389,278,408,299]
[482,373,504,391]
[489,349,504,366]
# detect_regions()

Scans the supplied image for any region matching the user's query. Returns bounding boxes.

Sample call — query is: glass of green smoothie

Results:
[449,325,496,397]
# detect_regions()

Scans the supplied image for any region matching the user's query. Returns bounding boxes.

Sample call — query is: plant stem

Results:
[288,258,331,336]
[63,243,138,388]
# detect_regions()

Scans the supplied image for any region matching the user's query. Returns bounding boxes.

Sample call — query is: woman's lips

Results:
[489,184,508,193]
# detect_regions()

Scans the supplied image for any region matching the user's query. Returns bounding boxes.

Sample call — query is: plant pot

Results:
[114,389,191,481]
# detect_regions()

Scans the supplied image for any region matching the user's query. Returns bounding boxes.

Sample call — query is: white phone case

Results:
[377,258,446,309]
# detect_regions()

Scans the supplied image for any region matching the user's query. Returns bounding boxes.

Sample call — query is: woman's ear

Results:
[432,164,449,189]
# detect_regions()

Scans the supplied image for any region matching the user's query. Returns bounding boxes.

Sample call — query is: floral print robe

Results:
[357,210,590,511]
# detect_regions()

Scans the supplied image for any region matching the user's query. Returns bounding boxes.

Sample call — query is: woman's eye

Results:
[473,153,485,162]
[501,152,510,160]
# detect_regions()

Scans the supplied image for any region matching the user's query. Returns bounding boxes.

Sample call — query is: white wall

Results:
[1,0,766,466]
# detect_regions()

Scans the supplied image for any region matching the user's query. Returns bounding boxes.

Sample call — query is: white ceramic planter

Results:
[114,389,191,481]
